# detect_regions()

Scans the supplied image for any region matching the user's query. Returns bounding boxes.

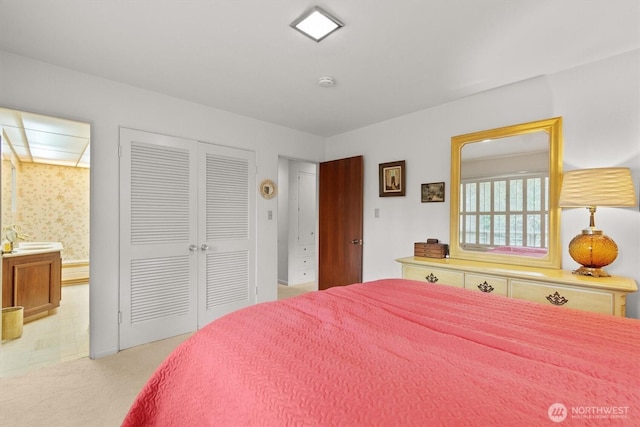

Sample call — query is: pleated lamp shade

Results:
[558,167,637,277]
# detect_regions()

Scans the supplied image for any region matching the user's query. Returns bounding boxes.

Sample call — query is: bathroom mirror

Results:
[449,117,562,269]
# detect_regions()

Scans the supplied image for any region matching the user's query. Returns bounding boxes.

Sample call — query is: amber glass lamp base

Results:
[568,229,618,277]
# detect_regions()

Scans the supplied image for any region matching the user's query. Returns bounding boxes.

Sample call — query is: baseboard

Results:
[92,347,118,359]
[62,260,90,286]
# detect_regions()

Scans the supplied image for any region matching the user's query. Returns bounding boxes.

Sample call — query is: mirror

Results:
[449,117,562,269]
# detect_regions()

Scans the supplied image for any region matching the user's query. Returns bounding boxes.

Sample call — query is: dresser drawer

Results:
[403,265,464,288]
[290,268,315,285]
[294,255,315,270]
[465,274,508,296]
[510,280,613,315]
[296,245,315,256]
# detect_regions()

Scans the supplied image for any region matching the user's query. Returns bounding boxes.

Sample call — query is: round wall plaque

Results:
[260,179,277,199]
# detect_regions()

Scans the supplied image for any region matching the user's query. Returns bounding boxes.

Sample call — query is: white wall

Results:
[326,50,640,318]
[277,157,290,284]
[551,50,640,315]
[2,48,637,362]
[0,52,325,358]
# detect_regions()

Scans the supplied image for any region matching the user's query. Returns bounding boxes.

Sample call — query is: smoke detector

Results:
[318,76,335,88]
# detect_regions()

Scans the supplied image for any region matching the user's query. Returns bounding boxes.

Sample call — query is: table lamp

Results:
[558,167,637,277]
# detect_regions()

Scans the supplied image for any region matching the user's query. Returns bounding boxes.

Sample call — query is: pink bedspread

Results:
[123,279,640,426]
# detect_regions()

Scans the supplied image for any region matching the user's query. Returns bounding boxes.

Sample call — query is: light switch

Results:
[374,208,380,218]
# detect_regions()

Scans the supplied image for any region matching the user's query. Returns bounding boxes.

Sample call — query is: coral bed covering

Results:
[123,279,639,426]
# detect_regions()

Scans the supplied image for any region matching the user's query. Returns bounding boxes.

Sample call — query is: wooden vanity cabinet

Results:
[2,251,62,319]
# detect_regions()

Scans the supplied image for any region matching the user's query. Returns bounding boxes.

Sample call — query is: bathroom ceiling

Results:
[0,108,90,168]
[0,1,638,139]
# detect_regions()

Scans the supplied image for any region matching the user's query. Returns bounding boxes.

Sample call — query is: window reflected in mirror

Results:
[459,132,549,256]
[450,117,562,269]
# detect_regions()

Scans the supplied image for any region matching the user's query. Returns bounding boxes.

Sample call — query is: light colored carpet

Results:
[0,285,314,426]
[0,333,191,427]
[277,282,316,300]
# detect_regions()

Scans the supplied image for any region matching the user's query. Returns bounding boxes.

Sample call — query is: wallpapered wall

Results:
[2,159,89,262]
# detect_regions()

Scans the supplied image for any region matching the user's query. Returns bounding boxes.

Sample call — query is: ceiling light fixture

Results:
[290,6,343,42]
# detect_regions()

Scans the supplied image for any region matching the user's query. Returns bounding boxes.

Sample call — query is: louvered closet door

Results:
[197,143,256,327]
[119,128,199,350]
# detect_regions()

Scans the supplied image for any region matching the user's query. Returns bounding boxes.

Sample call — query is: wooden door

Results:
[318,156,364,290]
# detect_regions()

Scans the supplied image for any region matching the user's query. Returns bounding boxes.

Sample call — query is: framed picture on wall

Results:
[379,160,406,197]
[422,182,445,202]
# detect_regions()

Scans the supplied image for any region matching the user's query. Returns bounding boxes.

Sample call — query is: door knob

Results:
[189,244,198,252]
[350,239,363,245]
[201,244,210,251]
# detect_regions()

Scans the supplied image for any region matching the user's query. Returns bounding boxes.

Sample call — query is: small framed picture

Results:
[422,182,445,203]
[379,161,406,197]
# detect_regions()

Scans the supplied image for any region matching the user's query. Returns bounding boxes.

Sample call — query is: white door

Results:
[119,128,199,349]
[119,129,256,349]
[197,143,256,327]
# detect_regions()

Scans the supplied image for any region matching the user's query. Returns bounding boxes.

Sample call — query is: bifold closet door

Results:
[119,128,256,350]
[197,143,255,327]
[119,128,199,349]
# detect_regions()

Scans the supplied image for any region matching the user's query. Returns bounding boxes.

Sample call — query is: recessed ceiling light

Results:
[290,6,343,42]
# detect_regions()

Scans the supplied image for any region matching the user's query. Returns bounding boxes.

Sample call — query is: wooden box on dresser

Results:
[396,256,638,317]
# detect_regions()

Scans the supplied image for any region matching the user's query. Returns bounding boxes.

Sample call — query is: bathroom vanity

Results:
[2,242,63,321]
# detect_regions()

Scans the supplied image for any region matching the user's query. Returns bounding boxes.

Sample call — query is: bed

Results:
[122,278,639,426]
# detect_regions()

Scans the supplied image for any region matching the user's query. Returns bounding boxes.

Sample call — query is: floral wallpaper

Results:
[1,159,13,224]
[2,159,89,262]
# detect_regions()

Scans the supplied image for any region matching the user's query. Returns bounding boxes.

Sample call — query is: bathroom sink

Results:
[6,242,64,256]
[18,245,53,250]
[18,246,53,251]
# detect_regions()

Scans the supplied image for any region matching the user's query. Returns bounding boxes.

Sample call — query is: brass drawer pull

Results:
[477,281,494,293]
[425,273,439,283]
[546,291,569,306]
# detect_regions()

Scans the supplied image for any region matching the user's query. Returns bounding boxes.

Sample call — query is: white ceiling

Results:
[0,0,638,140]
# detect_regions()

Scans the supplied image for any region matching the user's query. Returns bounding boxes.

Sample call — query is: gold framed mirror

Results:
[449,117,563,269]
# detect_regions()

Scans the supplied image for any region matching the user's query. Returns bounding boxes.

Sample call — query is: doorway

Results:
[277,158,318,294]
[0,108,90,377]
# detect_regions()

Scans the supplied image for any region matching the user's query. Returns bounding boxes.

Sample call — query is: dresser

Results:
[396,256,637,317]
[289,244,316,285]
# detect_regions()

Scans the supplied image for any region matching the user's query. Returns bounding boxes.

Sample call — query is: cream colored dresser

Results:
[396,256,638,317]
